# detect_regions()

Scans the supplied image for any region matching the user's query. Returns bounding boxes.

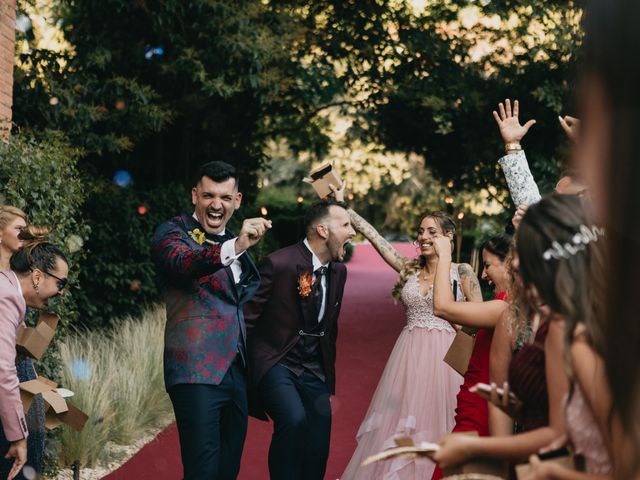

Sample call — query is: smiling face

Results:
[191,176,242,235]
[324,205,355,262]
[416,216,451,257]
[481,250,508,293]
[29,257,69,309]
[0,216,26,254]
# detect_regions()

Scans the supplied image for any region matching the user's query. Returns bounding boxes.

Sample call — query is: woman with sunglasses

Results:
[0,223,68,480]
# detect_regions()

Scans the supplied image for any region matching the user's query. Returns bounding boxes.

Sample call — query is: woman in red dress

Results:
[431,232,512,480]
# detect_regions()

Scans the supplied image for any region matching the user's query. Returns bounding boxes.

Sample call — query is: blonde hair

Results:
[0,205,27,231]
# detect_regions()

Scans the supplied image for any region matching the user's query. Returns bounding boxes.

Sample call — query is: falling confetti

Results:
[130,279,141,292]
[66,234,84,254]
[22,466,36,480]
[49,97,59,106]
[70,358,92,381]
[144,46,164,60]
[115,99,126,111]
[113,169,133,188]
[137,205,148,215]
[15,15,32,33]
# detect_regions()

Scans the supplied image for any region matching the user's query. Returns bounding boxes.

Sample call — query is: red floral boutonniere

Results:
[298,271,315,299]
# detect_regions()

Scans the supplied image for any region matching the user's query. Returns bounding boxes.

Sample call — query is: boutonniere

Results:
[297,271,315,299]
[188,228,205,246]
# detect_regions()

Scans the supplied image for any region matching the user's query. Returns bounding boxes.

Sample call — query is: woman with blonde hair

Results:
[0,206,48,479]
[334,181,481,479]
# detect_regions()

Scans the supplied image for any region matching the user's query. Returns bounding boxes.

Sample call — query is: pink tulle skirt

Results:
[341,326,463,480]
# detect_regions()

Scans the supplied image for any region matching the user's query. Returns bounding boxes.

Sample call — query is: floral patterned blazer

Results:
[151,214,260,390]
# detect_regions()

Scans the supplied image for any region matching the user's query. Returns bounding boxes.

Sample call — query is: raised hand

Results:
[235,217,272,253]
[328,183,345,203]
[493,99,536,145]
[558,115,580,142]
[512,204,529,230]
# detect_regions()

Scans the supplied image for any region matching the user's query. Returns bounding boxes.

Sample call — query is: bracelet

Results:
[504,142,522,153]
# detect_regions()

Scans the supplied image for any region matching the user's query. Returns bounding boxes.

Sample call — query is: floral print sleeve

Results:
[151,221,226,280]
[498,150,542,206]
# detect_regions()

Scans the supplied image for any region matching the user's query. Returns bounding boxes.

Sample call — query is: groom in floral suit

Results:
[151,161,271,480]
[244,199,355,479]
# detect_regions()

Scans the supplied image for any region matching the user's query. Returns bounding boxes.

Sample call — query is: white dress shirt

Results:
[303,238,329,322]
[193,213,244,284]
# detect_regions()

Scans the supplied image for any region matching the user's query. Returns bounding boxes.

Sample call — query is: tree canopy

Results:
[14,0,582,200]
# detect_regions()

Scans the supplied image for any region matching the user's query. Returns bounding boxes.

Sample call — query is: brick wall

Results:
[0,0,15,139]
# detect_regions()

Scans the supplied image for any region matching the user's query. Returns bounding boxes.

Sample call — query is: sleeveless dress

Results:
[508,320,550,432]
[431,291,507,480]
[565,383,612,474]
[341,269,465,480]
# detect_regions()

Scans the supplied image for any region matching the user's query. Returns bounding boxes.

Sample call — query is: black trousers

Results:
[259,363,332,480]
[169,358,248,480]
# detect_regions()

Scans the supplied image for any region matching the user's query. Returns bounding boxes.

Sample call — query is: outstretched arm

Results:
[493,99,542,206]
[432,236,506,328]
[347,209,407,272]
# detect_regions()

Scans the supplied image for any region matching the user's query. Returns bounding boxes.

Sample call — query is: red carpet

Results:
[103,243,415,480]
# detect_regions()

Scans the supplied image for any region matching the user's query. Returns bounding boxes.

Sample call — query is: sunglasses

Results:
[44,270,68,291]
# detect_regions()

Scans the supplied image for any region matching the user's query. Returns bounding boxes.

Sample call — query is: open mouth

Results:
[341,239,352,257]
[205,210,224,227]
[420,242,433,249]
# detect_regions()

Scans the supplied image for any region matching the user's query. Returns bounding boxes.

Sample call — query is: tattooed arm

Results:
[457,263,483,303]
[348,209,407,272]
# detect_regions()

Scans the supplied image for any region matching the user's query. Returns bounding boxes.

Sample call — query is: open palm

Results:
[493,99,536,144]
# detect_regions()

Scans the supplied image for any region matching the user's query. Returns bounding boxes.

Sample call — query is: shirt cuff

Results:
[220,238,245,266]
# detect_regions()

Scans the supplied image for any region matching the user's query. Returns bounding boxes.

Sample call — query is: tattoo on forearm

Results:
[458,263,483,301]
[349,209,406,270]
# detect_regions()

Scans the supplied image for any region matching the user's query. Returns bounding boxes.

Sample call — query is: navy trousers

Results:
[258,364,332,480]
[169,358,248,480]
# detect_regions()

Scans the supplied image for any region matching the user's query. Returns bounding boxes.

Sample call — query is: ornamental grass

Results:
[56,305,172,468]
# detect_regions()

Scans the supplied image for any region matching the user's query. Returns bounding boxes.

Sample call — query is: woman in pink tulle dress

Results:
[342,207,482,480]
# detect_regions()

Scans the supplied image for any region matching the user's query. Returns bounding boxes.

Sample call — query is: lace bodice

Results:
[566,383,612,474]
[400,268,464,332]
[498,150,542,206]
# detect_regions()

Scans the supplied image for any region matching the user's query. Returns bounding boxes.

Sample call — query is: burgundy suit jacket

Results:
[244,242,347,395]
[0,271,28,442]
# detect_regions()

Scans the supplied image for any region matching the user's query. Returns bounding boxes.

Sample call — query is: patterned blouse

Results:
[498,150,542,206]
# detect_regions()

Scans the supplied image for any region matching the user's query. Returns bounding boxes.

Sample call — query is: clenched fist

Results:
[235,217,272,254]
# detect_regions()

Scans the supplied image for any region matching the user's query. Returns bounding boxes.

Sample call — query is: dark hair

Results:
[516,194,605,355]
[10,225,68,274]
[582,0,640,469]
[304,199,346,236]
[482,231,513,261]
[194,161,239,189]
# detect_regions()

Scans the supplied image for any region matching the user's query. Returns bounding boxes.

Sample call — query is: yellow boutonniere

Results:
[297,271,315,299]
[188,228,205,246]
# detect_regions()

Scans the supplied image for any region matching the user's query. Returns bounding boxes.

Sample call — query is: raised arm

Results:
[493,99,542,206]
[432,236,506,328]
[347,209,407,272]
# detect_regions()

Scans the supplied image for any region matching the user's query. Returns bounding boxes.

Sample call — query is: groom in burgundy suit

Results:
[244,199,355,479]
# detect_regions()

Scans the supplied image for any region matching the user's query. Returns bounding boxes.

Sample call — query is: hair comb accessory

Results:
[542,224,605,261]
